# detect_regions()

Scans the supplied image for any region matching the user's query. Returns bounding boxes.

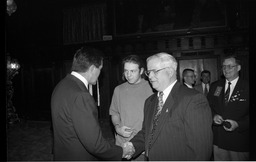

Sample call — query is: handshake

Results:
[122,142,135,159]
[115,125,136,159]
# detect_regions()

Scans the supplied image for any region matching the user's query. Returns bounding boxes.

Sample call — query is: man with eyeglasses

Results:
[207,55,249,160]
[182,68,196,88]
[109,55,153,160]
[123,52,213,160]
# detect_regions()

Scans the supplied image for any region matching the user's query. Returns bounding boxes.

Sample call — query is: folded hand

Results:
[213,114,224,125]
[115,125,133,138]
[223,119,238,131]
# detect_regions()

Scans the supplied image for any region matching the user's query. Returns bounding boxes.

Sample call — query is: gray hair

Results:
[147,52,177,71]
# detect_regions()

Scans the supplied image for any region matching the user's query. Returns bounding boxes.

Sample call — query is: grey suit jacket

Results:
[51,74,122,160]
[194,83,204,93]
[131,82,213,160]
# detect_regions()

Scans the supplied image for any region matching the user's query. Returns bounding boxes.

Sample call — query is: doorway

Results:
[178,57,220,85]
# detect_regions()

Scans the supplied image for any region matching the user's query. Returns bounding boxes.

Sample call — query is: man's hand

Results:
[223,119,238,131]
[122,142,135,159]
[213,114,224,125]
[115,125,133,138]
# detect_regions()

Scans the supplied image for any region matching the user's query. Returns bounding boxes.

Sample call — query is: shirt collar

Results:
[159,80,177,103]
[71,71,88,89]
[226,76,239,87]
[202,83,209,88]
[184,82,193,89]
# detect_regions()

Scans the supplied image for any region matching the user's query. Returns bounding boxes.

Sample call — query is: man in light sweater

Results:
[109,55,153,160]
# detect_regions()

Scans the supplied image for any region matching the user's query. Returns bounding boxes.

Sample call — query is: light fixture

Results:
[7,0,17,16]
[6,55,20,124]
[7,57,20,71]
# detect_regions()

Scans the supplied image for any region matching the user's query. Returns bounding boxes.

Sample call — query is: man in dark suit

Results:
[207,55,249,160]
[194,70,211,96]
[182,68,196,88]
[123,52,213,160]
[51,47,133,160]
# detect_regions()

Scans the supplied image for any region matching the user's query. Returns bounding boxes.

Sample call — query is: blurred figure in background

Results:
[207,55,249,160]
[182,68,196,88]
[195,70,211,96]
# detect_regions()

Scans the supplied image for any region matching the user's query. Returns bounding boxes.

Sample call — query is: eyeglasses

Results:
[222,65,237,70]
[144,67,169,77]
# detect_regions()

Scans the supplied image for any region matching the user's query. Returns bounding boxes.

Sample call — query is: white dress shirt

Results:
[225,77,239,100]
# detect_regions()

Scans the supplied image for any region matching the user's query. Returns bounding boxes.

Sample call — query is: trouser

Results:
[213,145,249,161]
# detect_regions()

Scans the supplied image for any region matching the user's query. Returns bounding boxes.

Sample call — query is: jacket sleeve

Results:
[184,93,213,160]
[71,92,123,160]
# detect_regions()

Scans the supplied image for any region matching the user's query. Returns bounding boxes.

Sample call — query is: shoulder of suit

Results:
[210,79,224,87]
[146,93,157,102]
[237,78,249,89]
[177,84,200,96]
[194,84,202,89]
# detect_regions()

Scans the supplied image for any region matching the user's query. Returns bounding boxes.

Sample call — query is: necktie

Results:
[204,84,209,96]
[224,82,231,105]
[156,92,164,115]
[148,92,164,151]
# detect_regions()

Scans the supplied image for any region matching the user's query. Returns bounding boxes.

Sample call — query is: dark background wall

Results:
[6,0,251,121]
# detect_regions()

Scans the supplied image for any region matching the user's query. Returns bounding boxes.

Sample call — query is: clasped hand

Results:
[213,115,238,131]
[122,142,135,160]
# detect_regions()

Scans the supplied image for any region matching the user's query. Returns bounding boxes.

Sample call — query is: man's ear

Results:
[140,67,144,75]
[237,65,241,72]
[88,65,95,72]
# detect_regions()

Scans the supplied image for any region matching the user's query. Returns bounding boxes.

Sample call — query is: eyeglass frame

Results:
[222,64,238,70]
[144,67,170,77]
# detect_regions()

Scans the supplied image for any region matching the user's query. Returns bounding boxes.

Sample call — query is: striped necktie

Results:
[224,82,231,105]
[148,92,164,151]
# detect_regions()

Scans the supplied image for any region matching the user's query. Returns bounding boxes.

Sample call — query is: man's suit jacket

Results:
[194,83,203,93]
[51,74,122,160]
[130,82,213,160]
[194,83,210,95]
[207,78,249,152]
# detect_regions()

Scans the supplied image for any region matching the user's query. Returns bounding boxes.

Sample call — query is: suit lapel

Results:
[145,94,158,151]
[147,82,180,149]
[219,80,226,108]
[228,78,242,104]
[200,85,204,93]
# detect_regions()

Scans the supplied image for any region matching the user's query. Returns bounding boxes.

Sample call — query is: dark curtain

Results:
[63,3,106,44]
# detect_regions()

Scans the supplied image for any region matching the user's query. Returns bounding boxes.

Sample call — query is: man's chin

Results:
[127,80,135,84]
[151,83,158,89]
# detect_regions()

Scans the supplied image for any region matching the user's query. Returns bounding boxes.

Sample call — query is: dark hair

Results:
[223,55,241,65]
[121,55,146,80]
[122,55,145,70]
[182,68,194,77]
[201,70,211,76]
[71,47,103,72]
[182,68,195,83]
